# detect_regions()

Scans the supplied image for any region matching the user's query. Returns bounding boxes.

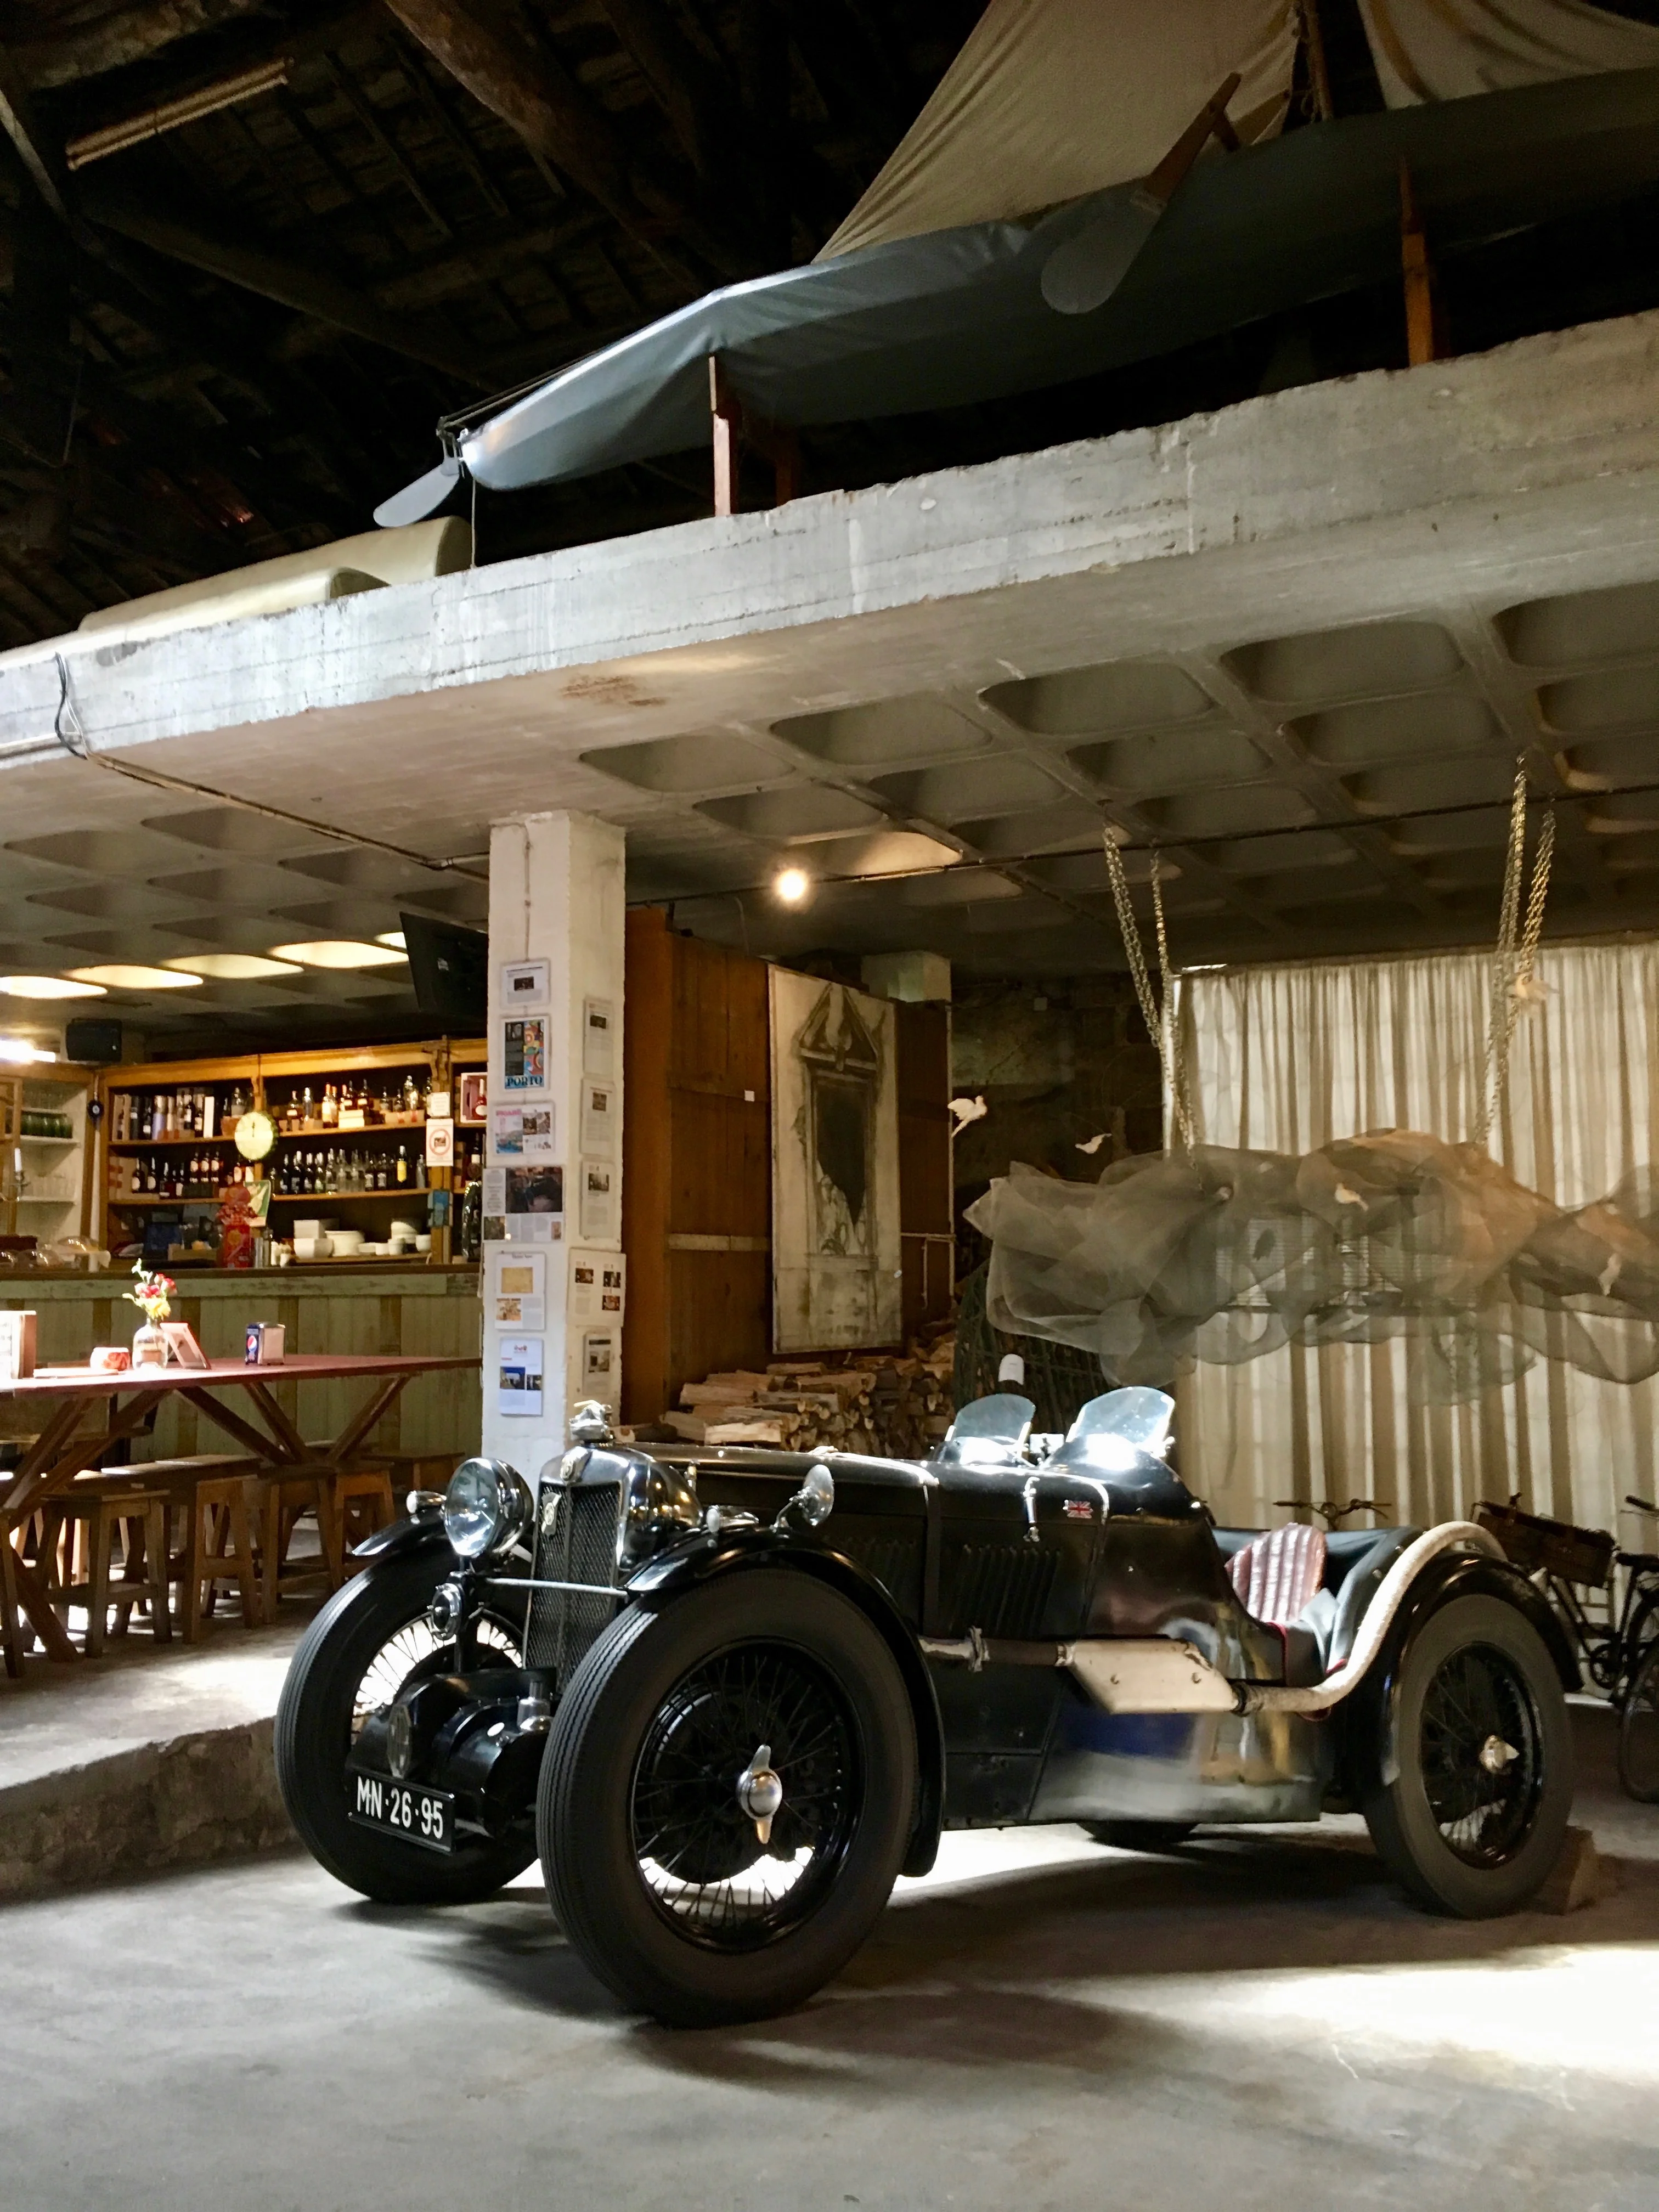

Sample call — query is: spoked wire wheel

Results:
[1419,1641,1545,1865]
[275,1549,537,1904]
[631,1643,859,1950]
[1358,1592,1571,1917]
[1618,1640,1659,1803]
[352,1613,521,1743]
[539,1569,918,2026]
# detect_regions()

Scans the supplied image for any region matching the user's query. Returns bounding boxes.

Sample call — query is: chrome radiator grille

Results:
[525,1481,620,1684]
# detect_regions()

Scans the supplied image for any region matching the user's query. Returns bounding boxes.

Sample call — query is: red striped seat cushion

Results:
[1228,1522,1327,1628]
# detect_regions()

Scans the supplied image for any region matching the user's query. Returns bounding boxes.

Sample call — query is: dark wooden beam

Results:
[76,177,495,382]
[379,0,742,280]
[597,0,737,182]
[12,0,263,91]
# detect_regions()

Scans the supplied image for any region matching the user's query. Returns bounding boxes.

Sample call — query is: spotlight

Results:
[774,867,810,906]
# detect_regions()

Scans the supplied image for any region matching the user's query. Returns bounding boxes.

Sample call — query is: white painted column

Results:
[480,810,626,1478]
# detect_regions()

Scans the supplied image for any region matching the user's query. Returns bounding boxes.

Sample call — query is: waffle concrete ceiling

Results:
[3,309,1659,1045]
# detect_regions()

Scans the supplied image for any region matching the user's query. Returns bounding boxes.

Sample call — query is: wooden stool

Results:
[331,1468,397,1569]
[1,1487,27,1678]
[252,1470,343,1620]
[130,1458,264,1641]
[170,1474,263,1639]
[37,1482,172,1656]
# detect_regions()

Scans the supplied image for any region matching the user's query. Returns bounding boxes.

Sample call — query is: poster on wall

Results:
[496,1336,544,1417]
[580,1080,615,1157]
[459,1071,487,1124]
[493,1248,546,1330]
[492,1104,556,1160]
[769,969,902,1352]
[425,1118,454,1169]
[579,1160,616,1240]
[571,1249,625,1323]
[582,1331,617,1390]
[583,997,616,1077]
[501,958,549,1009]
[504,1165,563,1242]
[502,1016,547,1092]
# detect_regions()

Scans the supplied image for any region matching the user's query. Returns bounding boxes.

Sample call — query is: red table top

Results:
[1,1353,480,1396]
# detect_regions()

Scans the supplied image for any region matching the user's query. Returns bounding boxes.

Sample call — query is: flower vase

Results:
[132,1321,168,1369]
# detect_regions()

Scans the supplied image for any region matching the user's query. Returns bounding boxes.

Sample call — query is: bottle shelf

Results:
[266,1188,427,1203]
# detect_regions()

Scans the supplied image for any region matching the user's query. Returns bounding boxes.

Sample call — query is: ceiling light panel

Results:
[0,975,106,999]
[67,964,204,990]
[161,954,304,979]
[268,940,410,969]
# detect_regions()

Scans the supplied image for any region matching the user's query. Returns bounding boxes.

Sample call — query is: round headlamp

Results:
[442,1457,532,1561]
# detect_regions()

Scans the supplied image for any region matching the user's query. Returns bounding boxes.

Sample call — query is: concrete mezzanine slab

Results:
[5,311,1659,1023]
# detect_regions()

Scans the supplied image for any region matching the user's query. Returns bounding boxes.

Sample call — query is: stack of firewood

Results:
[663,1331,956,1458]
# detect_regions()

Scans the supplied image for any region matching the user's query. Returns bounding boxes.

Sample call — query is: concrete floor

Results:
[2,1706,1655,2212]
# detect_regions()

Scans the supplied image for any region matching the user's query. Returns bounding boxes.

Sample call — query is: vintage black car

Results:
[275,1388,1577,2027]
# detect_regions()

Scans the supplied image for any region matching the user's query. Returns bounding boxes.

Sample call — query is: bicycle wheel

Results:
[1618,1639,1659,1804]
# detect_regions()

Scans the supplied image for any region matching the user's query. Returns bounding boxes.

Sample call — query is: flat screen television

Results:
[400,913,488,1027]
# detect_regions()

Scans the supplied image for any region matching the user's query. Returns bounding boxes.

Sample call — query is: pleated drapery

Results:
[1176,940,1659,1549]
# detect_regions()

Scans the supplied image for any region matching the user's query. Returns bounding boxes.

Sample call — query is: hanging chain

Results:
[1102,828,1194,1152]
[1472,758,1554,1150]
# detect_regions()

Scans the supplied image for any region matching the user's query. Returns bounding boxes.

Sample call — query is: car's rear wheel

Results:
[275,1548,536,1904]
[1359,1592,1571,1916]
[538,1568,917,2027]
[1618,1638,1659,1803]
[1081,1821,1195,1852]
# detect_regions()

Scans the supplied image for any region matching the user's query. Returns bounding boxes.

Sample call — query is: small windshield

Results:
[936,1391,1035,1469]
[1065,1388,1175,1457]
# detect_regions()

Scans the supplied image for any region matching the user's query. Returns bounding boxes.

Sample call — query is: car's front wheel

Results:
[274,1547,537,1904]
[538,1568,917,2027]
[1358,1592,1571,1916]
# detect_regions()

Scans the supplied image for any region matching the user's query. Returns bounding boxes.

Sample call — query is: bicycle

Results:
[1474,1492,1659,1804]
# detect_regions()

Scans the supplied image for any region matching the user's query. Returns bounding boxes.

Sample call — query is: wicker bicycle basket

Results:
[1474,1500,1616,1589]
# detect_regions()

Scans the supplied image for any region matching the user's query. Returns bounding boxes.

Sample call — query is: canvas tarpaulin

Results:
[1359,0,1659,106]
[816,0,1299,262]
[386,67,1659,511]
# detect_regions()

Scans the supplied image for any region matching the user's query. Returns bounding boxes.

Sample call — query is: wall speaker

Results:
[65,1017,123,1065]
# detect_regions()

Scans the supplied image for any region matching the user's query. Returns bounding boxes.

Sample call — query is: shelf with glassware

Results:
[2,1062,98,1247]
[97,1038,486,1266]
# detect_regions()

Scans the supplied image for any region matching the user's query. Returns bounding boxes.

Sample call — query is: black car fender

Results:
[627,1530,947,1877]
[350,1510,449,1566]
[1338,1547,1581,1792]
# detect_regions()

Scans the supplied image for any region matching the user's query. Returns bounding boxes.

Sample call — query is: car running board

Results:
[919,1522,1503,1717]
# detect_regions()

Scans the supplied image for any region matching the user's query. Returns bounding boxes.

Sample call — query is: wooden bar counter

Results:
[0,1265,482,1468]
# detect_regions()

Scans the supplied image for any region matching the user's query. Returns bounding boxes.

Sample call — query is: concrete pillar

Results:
[480,811,627,1476]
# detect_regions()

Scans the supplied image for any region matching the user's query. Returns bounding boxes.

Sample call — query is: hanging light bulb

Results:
[774,867,810,906]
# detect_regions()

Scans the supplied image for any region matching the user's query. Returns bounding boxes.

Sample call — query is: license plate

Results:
[347,1770,454,1853]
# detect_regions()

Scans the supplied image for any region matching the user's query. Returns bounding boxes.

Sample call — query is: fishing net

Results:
[966,1130,1659,1404]
[953,1261,1112,1433]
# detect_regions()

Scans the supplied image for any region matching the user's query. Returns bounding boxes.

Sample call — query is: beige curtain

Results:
[1359,0,1659,108]
[1176,940,1659,1547]
[817,0,1297,261]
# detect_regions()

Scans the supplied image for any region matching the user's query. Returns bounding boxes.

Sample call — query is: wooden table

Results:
[1,1352,479,1669]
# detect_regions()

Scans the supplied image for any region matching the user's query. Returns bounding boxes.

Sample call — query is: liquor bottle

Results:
[396,1143,408,1186]
[301,1085,315,1128]
[376,1153,389,1190]
[144,1155,158,1194]
[321,1084,338,1128]
[402,1074,420,1116]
